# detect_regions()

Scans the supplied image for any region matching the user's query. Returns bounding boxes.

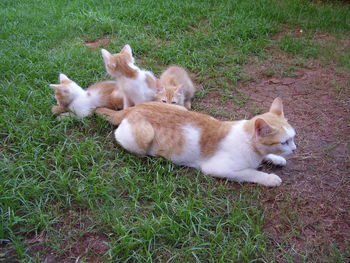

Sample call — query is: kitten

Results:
[95,97,296,187]
[50,73,123,117]
[101,45,156,109]
[155,66,196,109]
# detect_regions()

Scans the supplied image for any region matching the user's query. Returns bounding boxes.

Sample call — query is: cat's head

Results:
[49,74,82,106]
[154,82,185,105]
[250,98,296,157]
[101,45,138,79]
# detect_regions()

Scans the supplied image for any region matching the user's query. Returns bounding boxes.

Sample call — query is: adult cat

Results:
[96,98,296,187]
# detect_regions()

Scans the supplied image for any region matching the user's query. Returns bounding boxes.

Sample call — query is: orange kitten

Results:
[155,66,195,109]
[50,74,123,117]
[101,45,156,109]
[96,98,296,187]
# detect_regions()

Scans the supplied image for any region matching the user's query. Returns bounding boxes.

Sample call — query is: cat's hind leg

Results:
[115,114,154,156]
[263,154,287,166]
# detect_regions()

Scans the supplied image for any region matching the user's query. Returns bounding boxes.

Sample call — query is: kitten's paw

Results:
[264,154,287,166]
[262,173,282,187]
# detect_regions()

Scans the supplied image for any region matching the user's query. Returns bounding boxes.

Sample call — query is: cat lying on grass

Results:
[50,73,123,118]
[155,65,196,109]
[101,45,157,109]
[95,97,296,187]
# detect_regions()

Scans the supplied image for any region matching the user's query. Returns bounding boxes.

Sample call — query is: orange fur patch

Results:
[88,81,123,110]
[128,113,155,154]
[108,52,137,79]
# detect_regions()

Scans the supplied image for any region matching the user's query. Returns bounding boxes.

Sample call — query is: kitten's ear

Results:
[121,44,132,55]
[255,118,273,137]
[101,49,111,63]
[59,73,70,83]
[155,80,164,92]
[49,84,60,89]
[175,84,184,94]
[269,97,284,117]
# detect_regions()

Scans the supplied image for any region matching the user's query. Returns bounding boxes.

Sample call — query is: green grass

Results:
[1,0,350,262]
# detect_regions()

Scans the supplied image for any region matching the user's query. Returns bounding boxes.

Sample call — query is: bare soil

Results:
[84,36,111,50]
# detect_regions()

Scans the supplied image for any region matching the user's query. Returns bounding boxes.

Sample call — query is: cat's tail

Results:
[95,107,129,125]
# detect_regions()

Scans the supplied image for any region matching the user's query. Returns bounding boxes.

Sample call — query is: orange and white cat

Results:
[50,73,123,117]
[101,45,156,109]
[155,66,195,109]
[96,98,296,187]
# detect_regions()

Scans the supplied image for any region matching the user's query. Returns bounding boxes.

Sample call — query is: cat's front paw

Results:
[264,154,287,166]
[262,173,282,187]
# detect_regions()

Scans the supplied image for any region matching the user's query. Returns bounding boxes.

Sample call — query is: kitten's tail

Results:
[95,107,129,125]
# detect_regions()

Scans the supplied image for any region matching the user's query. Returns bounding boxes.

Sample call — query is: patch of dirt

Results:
[9,210,111,263]
[273,27,305,41]
[196,51,350,261]
[84,36,111,50]
[28,232,109,263]
[51,210,110,263]
[57,232,109,263]
[0,240,17,263]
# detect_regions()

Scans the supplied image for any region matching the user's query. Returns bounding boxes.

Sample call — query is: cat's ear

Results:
[121,44,132,56]
[49,84,60,89]
[155,80,164,93]
[255,118,273,137]
[59,73,70,83]
[269,97,284,117]
[101,49,111,63]
[175,84,184,94]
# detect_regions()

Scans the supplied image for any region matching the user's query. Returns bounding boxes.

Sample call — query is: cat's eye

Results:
[161,100,166,103]
[171,102,177,104]
[281,140,289,145]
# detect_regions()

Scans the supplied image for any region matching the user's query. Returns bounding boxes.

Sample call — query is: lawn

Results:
[1,0,349,262]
